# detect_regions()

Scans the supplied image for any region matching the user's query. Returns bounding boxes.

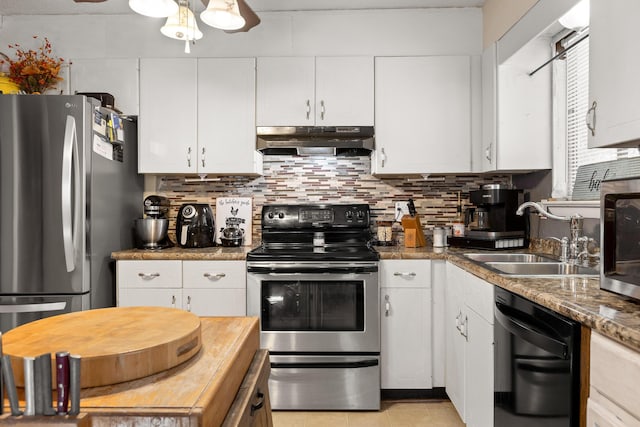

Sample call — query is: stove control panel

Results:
[261,204,370,229]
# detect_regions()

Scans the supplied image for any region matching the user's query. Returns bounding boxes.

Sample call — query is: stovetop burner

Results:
[248,203,379,262]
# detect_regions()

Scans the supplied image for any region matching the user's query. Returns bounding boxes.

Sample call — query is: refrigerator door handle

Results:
[0,302,67,314]
[61,115,78,272]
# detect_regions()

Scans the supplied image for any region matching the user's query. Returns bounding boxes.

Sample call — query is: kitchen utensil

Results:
[433,227,446,247]
[2,354,22,416]
[134,218,169,249]
[24,356,35,416]
[176,204,216,248]
[220,225,245,247]
[56,351,70,415]
[69,355,81,416]
[37,353,56,415]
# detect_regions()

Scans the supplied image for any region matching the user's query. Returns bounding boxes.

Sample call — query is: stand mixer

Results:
[134,195,173,249]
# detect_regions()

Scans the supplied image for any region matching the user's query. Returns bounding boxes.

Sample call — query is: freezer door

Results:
[0,294,90,332]
[0,95,88,296]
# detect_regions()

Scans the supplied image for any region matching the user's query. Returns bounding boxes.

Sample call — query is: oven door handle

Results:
[495,302,568,359]
[247,266,378,274]
[271,359,379,369]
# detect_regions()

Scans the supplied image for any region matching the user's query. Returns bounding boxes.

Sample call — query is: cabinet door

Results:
[315,57,374,126]
[117,260,182,288]
[118,288,182,309]
[69,58,139,115]
[480,44,497,172]
[256,57,315,126]
[139,58,197,173]
[445,263,466,421]
[380,287,432,389]
[465,308,493,427]
[183,289,246,316]
[374,56,471,174]
[589,0,640,148]
[198,58,260,175]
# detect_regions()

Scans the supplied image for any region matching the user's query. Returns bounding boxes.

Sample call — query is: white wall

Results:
[0,8,482,60]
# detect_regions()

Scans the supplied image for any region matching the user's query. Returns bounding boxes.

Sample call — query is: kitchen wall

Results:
[482,0,538,48]
[154,156,513,243]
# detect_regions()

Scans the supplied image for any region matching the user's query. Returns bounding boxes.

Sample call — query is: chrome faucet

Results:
[515,201,586,264]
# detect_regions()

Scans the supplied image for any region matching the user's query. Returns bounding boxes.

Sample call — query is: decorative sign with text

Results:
[572,158,640,200]
[215,197,252,245]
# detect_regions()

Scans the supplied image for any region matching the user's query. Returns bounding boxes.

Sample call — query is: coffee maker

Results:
[176,204,216,248]
[448,184,527,250]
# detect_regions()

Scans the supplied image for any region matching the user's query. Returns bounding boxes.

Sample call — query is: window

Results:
[556,30,639,198]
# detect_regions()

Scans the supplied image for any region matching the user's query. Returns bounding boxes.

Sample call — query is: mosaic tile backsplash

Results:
[154,155,513,244]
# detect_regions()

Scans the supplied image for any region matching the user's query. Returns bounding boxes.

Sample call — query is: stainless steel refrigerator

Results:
[0,95,143,332]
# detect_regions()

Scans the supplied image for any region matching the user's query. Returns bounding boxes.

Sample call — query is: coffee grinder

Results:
[448,184,527,250]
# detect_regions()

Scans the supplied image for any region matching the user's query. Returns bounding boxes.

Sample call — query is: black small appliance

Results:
[448,184,527,250]
[134,195,173,250]
[176,204,215,248]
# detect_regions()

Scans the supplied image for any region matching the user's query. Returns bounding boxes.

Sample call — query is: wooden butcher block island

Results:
[1,308,271,427]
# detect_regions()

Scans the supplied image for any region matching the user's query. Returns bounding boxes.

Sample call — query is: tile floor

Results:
[272,399,465,427]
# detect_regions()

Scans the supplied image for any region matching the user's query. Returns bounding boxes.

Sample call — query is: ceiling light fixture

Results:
[129,0,179,18]
[200,0,245,31]
[161,0,203,53]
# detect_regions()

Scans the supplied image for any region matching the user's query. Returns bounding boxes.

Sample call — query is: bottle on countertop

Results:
[452,192,465,237]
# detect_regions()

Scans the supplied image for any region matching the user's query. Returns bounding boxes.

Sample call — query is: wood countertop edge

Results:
[198,318,260,426]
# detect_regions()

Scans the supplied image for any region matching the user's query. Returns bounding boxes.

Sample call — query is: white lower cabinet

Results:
[117,260,246,316]
[587,332,640,427]
[380,260,432,389]
[445,262,494,427]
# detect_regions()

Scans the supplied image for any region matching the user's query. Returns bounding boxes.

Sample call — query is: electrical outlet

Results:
[395,201,410,220]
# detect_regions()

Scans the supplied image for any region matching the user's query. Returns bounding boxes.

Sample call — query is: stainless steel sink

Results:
[464,253,557,263]
[484,262,599,277]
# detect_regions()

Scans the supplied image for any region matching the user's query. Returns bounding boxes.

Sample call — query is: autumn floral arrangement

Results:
[0,36,67,94]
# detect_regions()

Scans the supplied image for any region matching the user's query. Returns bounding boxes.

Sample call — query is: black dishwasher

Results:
[494,287,581,427]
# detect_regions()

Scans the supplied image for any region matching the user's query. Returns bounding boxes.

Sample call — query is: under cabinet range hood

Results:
[256,126,374,156]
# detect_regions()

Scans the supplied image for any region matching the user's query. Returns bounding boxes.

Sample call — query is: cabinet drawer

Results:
[117,261,182,288]
[588,392,640,427]
[590,332,640,420]
[183,261,246,289]
[118,288,182,309]
[381,260,431,288]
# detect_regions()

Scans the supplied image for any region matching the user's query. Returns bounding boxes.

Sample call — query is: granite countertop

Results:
[112,244,640,353]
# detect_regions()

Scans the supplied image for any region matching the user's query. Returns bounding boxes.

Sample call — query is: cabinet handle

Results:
[393,272,416,277]
[384,294,390,317]
[250,390,265,416]
[455,311,461,330]
[201,147,206,168]
[461,315,468,340]
[138,272,160,280]
[203,272,226,280]
[306,99,311,120]
[320,100,325,120]
[586,100,597,137]
[485,142,493,163]
[171,295,176,308]
[186,295,191,312]
[187,147,192,168]
[381,147,387,168]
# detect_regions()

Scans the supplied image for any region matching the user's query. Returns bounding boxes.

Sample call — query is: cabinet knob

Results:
[186,295,191,312]
[381,147,387,168]
[485,142,493,163]
[201,147,206,168]
[171,295,176,308]
[138,272,160,280]
[320,100,326,120]
[187,147,192,168]
[306,99,311,120]
[384,294,390,317]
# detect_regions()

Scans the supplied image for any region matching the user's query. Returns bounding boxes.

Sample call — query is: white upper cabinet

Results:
[588,0,640,148]
[373,56,472,175]
[139,58,261,175]
[480,39,552,172]
[69,58,140,115]
[197,58,261,175]
[256,56,374,127]
[139,58,197,174]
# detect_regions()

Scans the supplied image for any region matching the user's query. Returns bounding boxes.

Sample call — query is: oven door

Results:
[601,178,640,301]
[247,261,379,353]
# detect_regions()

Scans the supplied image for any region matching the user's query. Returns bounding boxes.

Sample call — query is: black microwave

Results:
[601,178,640,301]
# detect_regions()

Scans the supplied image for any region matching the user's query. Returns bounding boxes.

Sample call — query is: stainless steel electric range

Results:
[247,204,380,411]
